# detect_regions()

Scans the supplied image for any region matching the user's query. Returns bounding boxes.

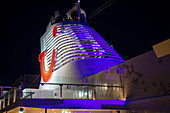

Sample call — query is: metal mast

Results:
[78,0,80,20]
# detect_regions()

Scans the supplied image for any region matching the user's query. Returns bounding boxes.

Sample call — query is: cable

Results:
[89,0,112,17]
[87,0,118,20]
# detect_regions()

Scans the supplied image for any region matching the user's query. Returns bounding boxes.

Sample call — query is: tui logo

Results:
[38,49,56,82]
[52,26,57,37]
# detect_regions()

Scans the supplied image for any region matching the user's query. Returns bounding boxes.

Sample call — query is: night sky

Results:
[0,0,169,85]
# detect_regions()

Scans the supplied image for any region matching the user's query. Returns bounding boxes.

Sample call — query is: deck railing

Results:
[0,83,123,110]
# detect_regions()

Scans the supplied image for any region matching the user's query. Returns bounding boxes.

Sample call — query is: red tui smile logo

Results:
[38,49,56,82]
[52,26,57,37]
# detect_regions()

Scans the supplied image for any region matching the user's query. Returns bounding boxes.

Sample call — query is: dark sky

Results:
[0,0,169,85]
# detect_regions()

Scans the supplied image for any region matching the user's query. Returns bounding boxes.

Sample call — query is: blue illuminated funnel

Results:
[39,2,124,88]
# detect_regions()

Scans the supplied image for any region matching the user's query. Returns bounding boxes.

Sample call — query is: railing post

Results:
[0,88,3,98]
[20,82,24,99]
[30,92,34,99]
[30,92,32,99]
[92,86,96,100]
[13,88,17,103]
[0,100,1,110]
[0,88,2,110]
[19,86,22,99]
[87,86,89,99]
[7,92,10,106]
[118,67,125,100]
[3,98,5,108]
[59,84,63,99]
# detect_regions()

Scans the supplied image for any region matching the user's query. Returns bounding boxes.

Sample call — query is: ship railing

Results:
[0,83,124,110]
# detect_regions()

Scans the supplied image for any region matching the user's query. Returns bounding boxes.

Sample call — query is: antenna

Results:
[78,0,80,20]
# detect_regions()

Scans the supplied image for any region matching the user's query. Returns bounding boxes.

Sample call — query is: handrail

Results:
[23,92,35,99]
[0,82,124,110]
[24,82,123,88]
[0,86,17,88]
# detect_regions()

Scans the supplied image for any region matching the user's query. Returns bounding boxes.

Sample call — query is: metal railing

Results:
[0,86,20,110]
[0,83,123,110]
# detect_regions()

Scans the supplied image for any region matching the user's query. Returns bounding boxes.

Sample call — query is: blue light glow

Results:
[20,99,125,109]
